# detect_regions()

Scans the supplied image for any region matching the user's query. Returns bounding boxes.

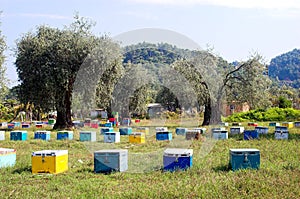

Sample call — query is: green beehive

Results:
[48,118,56,125]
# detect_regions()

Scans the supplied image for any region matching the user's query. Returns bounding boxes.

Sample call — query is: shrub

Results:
[225,107,300,122]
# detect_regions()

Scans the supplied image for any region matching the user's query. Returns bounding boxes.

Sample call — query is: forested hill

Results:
[122,42,230,70]
[268,48,300,88]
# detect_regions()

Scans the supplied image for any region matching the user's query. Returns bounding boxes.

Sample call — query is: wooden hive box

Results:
[163,148,193,171]
[94,149,128,173]
[229,149,260,171]
[31,150,68,174]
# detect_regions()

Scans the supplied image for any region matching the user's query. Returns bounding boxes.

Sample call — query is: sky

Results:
[1,0,300,86]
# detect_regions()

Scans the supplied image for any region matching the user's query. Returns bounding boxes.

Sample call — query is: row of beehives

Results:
[0,124,293,142]
[0,119,56,129]
[0,147,260,173]
[219,121,299,128]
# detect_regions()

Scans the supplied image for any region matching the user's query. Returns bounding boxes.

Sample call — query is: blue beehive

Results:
[229,149,260,171]
[100,127,114,135]
[255,126,269,134]
[13,122,21,127]
[156,132,172,141]
[244,130,259,140]
[175,128,187,135]
[104,132,120,143]
[294,121,300,128]
[10,131,27,141]
[212,130,228,140]
[163,148,193,171]
[274,130,289,140]
[80,131,96,142]
[0,131,5,141]
[34,131,51,141]
[104,122,113,127]
[0,148,16,168]
[275,126,288,132]
[230,127,244,134]
[57,131,73,140]
[7,123,14,129]
[119,127,132,135]
[94,149,128,173]
[269,122,280,127]
[211,127,226,133]
[122,118,131,126]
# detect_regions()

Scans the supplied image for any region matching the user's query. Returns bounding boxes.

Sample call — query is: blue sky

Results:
[1,0,300,85]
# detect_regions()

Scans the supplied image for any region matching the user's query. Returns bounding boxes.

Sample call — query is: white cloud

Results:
[128,0,300,10]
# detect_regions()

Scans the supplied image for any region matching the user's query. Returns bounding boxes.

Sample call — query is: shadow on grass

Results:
[76,167,94,173]
[12,166,32,174]
[212,164,231,172]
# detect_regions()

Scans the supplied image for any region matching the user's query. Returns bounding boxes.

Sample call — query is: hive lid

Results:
[80,131,96,133]
[0,148,16,154]
[230,149,259,152]
[32,150,68,156]
[57,131,73,133]
[10,131,27,133]
[131,132,145,136]
[35,131,51,133]
[164,148,193,156]
[94,149,128,154]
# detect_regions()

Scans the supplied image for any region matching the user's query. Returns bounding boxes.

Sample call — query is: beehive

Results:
[13,122,21,127]
[269,122,280,127]
[186,130,201,140]
[294,121,300,128]
[219,122,229,127]
[281,122,294,128]
[136,127,149,135]
[194,128,206,134]
[229,149,260,171]
[94,149,128,173]
[230,127,245,134]
[244,130,259,140]
[21,123,30,128]
[175,128,187,135]
[255,126,269,134]
[119,127,132,135]
[80,131,96,142]
[84,118,91,127]
[275,126,288,132]
[163,148,193,171]
[274,131,289,140]
[0,148,16,168]
[232,122,241,126]
[122,118,131,126]
[10,131,27,141]
[31,150,68,174]
[0,122,7,129]
[100,127,113,135]
[104,122,113,127]
[212,130,228,140]
[34,131,51,141]
[0,131,5,141]
[156,132,172,141]
[248,122,258,127]
[91,120,99,129]
[57,131,73,140]
[155,127,168,132]
[104,132,120,143]
[7,123,14,129]
[129,132,145,144]
[48,119,56,125]
[211,127,226,133]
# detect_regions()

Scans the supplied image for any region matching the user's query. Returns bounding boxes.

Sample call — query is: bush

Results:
[225,107,300,122]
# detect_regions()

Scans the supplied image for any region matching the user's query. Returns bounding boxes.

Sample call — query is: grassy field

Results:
[0,121,299,199]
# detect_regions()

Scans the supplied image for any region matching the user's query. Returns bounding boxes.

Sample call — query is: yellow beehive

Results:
[281,122,294,128]
[32,150,68,174]
[129,132,145,144]
[136,127,149,135]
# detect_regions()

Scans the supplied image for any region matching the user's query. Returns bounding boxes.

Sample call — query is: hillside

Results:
[268,48,300,88]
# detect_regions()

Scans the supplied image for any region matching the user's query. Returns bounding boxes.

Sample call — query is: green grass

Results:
[0,124,299,199]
